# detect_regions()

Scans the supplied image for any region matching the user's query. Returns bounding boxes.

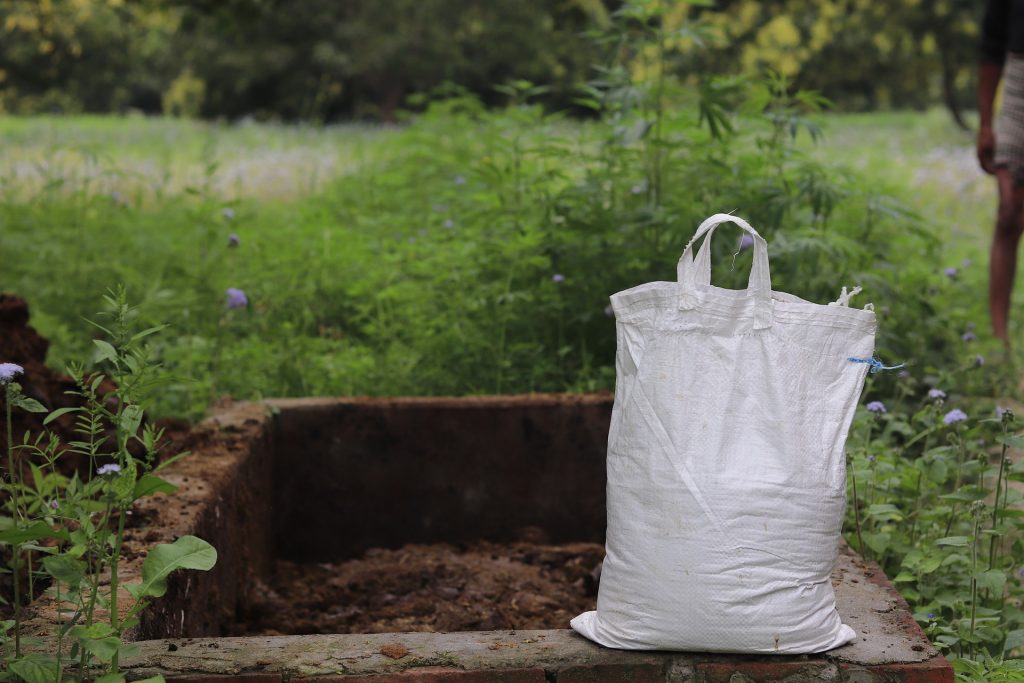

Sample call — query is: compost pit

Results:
[235,538,604,635]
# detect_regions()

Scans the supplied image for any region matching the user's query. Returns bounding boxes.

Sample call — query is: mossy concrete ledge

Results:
[117,546,951,682]
[28,397,953,682]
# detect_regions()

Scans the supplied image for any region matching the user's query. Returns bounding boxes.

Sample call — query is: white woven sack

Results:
[571,213,875,654]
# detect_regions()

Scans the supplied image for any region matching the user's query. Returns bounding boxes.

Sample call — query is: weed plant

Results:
[0,289,216,682]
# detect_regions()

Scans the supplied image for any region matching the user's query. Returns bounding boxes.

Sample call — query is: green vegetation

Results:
[2,2,1024,680]
[0,0,983,121]
[5,101,1023,683]
[1,291,217,683]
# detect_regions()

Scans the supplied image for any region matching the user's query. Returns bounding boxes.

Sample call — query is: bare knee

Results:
[996,200,1024,241]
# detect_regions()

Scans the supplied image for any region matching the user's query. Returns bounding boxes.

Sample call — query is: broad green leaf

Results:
[42,406,78,425]
[119,404,144,438]
[866,503,903,520]
[9,653,58,683]
[974,569,1007,594]
[12,396,46,413]
[69,623,115,639]
[42,555,85,586]
[130,324,169,343]
[940,489,988,503]
[133,473,177,499]
[93,339,119,364]
[125,535,217,600]
[936,536,970,547]
[996,435,1024,449]
[0,521,66,545]
[863,532,890,555]
[80,635,121,663]
[920,556,942,574]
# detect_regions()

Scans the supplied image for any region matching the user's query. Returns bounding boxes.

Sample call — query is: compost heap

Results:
[237,537,605,635]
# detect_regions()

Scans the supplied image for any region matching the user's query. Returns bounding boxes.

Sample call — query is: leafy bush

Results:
[0,289,216,682]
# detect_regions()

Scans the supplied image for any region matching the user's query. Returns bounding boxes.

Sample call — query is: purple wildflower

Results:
[630,182,647,195]
[228,233,240,247]
[975,354,985,367]
[943,408,968,425]
[443,219,455,229]
[997,406,1011,420]
[867,455,876,462]
[738,234,754,251]
[866,401,887,413]
[221,207,235,220]
[962,331,977,342]
[944,267,958,279]
[552,274,565,284]
[0,363,24,384]
[454,175,466,186]
[927,612,936,619]
[226,288,248,310]
[48,499,58,510]
[97,463,121,476]
[927,388,946,400]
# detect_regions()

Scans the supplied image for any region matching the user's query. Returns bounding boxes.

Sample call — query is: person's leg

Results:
[990,168,1024,342]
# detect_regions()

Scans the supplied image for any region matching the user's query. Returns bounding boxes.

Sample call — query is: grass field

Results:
[5,108,1024,676]
[0,108,1005,417]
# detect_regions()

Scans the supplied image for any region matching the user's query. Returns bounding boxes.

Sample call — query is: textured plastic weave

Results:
[571,214,875,653]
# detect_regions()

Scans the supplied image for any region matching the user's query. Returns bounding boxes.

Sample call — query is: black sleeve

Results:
[981,0,1011,64]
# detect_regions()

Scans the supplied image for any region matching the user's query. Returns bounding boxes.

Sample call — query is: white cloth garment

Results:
[571,213,875,654]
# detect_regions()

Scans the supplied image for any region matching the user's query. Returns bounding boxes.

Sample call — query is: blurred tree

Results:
[688,0,981,127]
[0,0,990,122]
[173,0,608,121]
[0,0,180,114]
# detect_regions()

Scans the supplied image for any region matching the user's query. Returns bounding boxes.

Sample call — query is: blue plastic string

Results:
[847,356,905,374]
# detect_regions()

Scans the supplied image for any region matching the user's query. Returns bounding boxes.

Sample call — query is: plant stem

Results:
[908,467,923,546]
[851,464,867,559]
[6,388,21,657]
[969,514,980,659]
[943,432,965,537]
[109,508,127,673]
[989,441,1009,570]
[56,578,63,682]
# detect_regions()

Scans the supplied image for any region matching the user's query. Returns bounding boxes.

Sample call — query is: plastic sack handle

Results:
[676,214,773,329]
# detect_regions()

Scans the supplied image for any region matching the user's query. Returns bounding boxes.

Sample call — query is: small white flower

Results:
[0,363,24,384]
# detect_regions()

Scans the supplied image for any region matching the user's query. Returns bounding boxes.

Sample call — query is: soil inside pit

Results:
[235,540,605,635]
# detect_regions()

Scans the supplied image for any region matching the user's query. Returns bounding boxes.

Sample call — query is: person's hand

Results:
[978,125,997,175]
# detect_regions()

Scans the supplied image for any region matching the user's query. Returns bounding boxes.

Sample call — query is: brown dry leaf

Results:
[380,643,409,659]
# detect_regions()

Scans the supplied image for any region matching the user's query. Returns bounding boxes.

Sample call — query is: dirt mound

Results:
[0,293,98,451]
[237,541,605,635]
[0,293,187,468]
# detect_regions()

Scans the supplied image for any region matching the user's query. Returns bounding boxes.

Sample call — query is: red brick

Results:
[168,675,282,683]
[841,659,955,683]
[292,667,546,682]
[555,662,663,683]
[697,660,834,682]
